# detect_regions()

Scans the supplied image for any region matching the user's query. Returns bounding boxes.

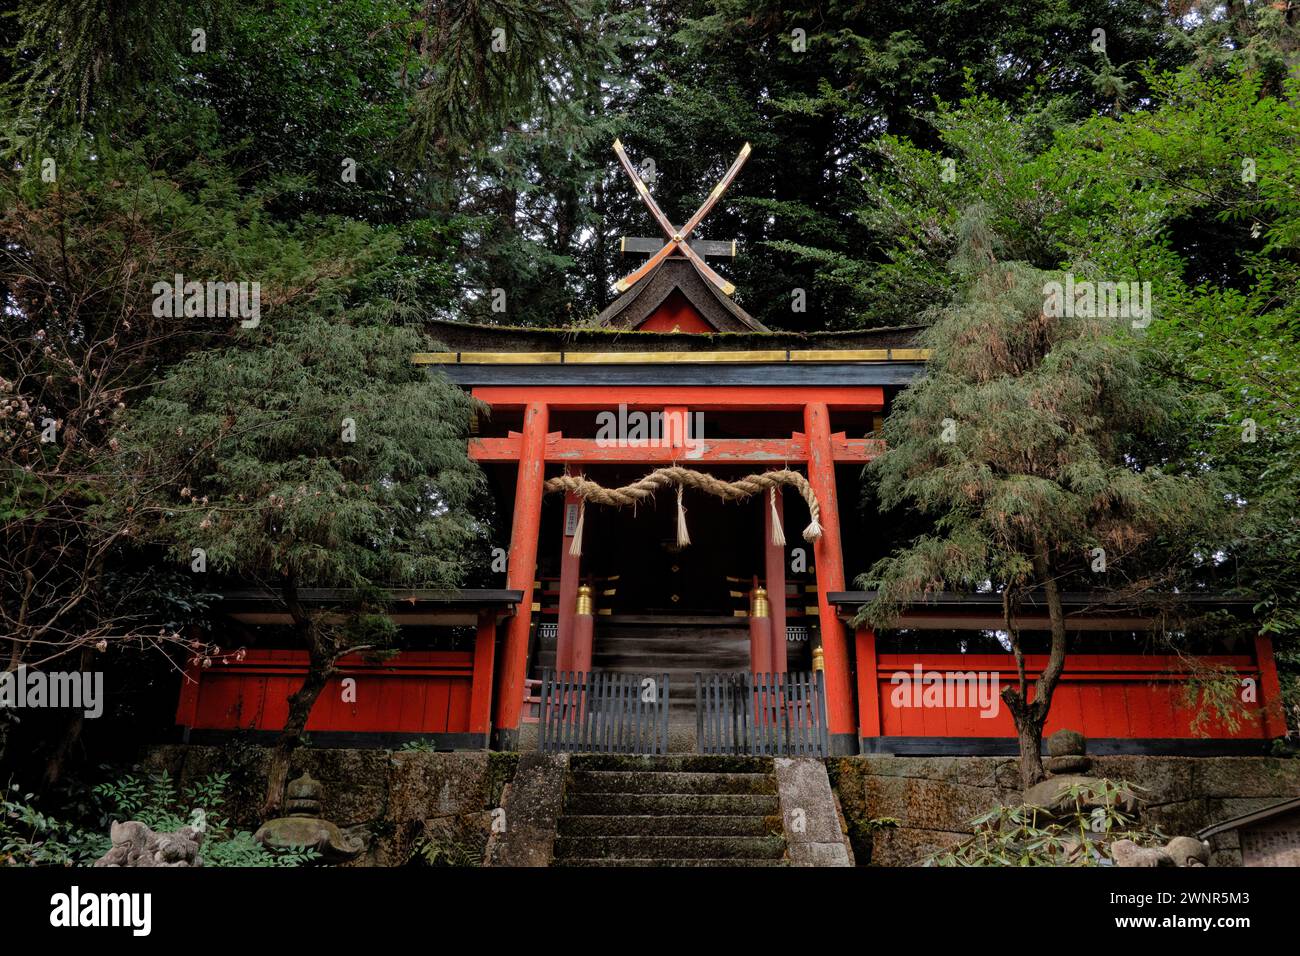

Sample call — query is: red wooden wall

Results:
[865,651,1280,740]
[175,649,476,735]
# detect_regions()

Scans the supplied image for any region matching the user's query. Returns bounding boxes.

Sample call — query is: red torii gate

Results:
[440,138,897,752]
[477,384,885,754]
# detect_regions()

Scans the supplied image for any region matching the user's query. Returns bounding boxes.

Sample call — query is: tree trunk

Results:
[41,712,84,789]
[0,708,12,770]
[593,179,608,310]
[1004,537,1070,791]
[261,582,336,820]
[1016,718,1045,791]
[41,647,95,788]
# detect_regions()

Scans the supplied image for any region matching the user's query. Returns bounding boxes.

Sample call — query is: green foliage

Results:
[653,0,1182,330]
[2,0,1290,333]
[831,95,1066,320]
[1,784,103,865]
[398,739,436,753]
[399,0,612,156]
[1063,71,1300,650]
[178,0,417,220]
[414,833,482,867]
[860,235,1218,620]
[411,816,486,867]
[1,0,192,146]
[1183,664,1246,738]
[1048,68,1300,722]
[2,771,316,866]
[1172,0,1300,95]
[928,780,1160,866]
[0,124,427,677]
[843,58,1299,735]
[111,301,483,591]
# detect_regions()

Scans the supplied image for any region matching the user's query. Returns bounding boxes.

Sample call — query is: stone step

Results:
[563,792,780,816]
[569,754,773,774]
[567,770,777,796]
[553,834,787,860]
[556,857,788,867]
[557,814,780,837]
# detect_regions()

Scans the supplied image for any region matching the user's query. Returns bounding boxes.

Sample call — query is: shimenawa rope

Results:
[548,466,821,556]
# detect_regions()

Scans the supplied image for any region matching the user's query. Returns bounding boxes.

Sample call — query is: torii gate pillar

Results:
[804,401,857,755]
[492,401,548,749]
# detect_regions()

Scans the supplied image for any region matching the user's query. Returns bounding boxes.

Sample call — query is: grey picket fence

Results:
[537,670,670,754]
[695,670,829,757]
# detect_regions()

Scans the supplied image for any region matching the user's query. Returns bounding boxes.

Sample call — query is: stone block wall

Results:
[829,755,1300,866]
[139,745,1300,867]
[142,745,517,866]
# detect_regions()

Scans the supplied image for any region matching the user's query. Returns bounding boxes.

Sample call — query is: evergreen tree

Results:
[860,212,1219,788]
[1174,0,1300,95]
[111,301,482,816]
[834,65,1299,733]
[602,0,1181,331]
[1051,68,1300,692]
[0,132,391,776]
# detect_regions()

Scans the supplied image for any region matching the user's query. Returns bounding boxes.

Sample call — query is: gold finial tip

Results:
[613,137,622,147]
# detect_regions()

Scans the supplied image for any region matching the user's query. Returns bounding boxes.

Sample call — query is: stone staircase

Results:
[552,755,788,866]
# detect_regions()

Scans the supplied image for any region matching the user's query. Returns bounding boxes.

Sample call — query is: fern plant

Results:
[2,784,100,865]
[3,771,318,867]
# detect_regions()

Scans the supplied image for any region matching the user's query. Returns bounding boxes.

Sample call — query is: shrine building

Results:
[175,142,1287,757]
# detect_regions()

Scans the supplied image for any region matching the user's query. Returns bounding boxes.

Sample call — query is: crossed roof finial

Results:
[612,139,752,296]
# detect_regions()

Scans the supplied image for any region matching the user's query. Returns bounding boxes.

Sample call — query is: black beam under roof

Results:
[423,317,925,352]
[434,362,925,387]
[827,591,1255,610]
[214,588,523,610]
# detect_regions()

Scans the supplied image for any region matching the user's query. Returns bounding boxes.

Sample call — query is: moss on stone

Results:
[568,754,773,774]
[486,751,520,806]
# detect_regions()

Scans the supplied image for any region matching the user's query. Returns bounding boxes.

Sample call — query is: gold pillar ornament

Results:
[575,584,594,616]
[750,586,770,619]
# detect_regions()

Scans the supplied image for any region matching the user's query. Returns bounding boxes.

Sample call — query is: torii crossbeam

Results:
[612,139,751,296]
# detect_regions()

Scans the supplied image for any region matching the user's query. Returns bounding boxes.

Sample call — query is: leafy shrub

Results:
[1,786,100,865]
[2,770,317,867]
[398,739,436,753]
[926,779,1165,866]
